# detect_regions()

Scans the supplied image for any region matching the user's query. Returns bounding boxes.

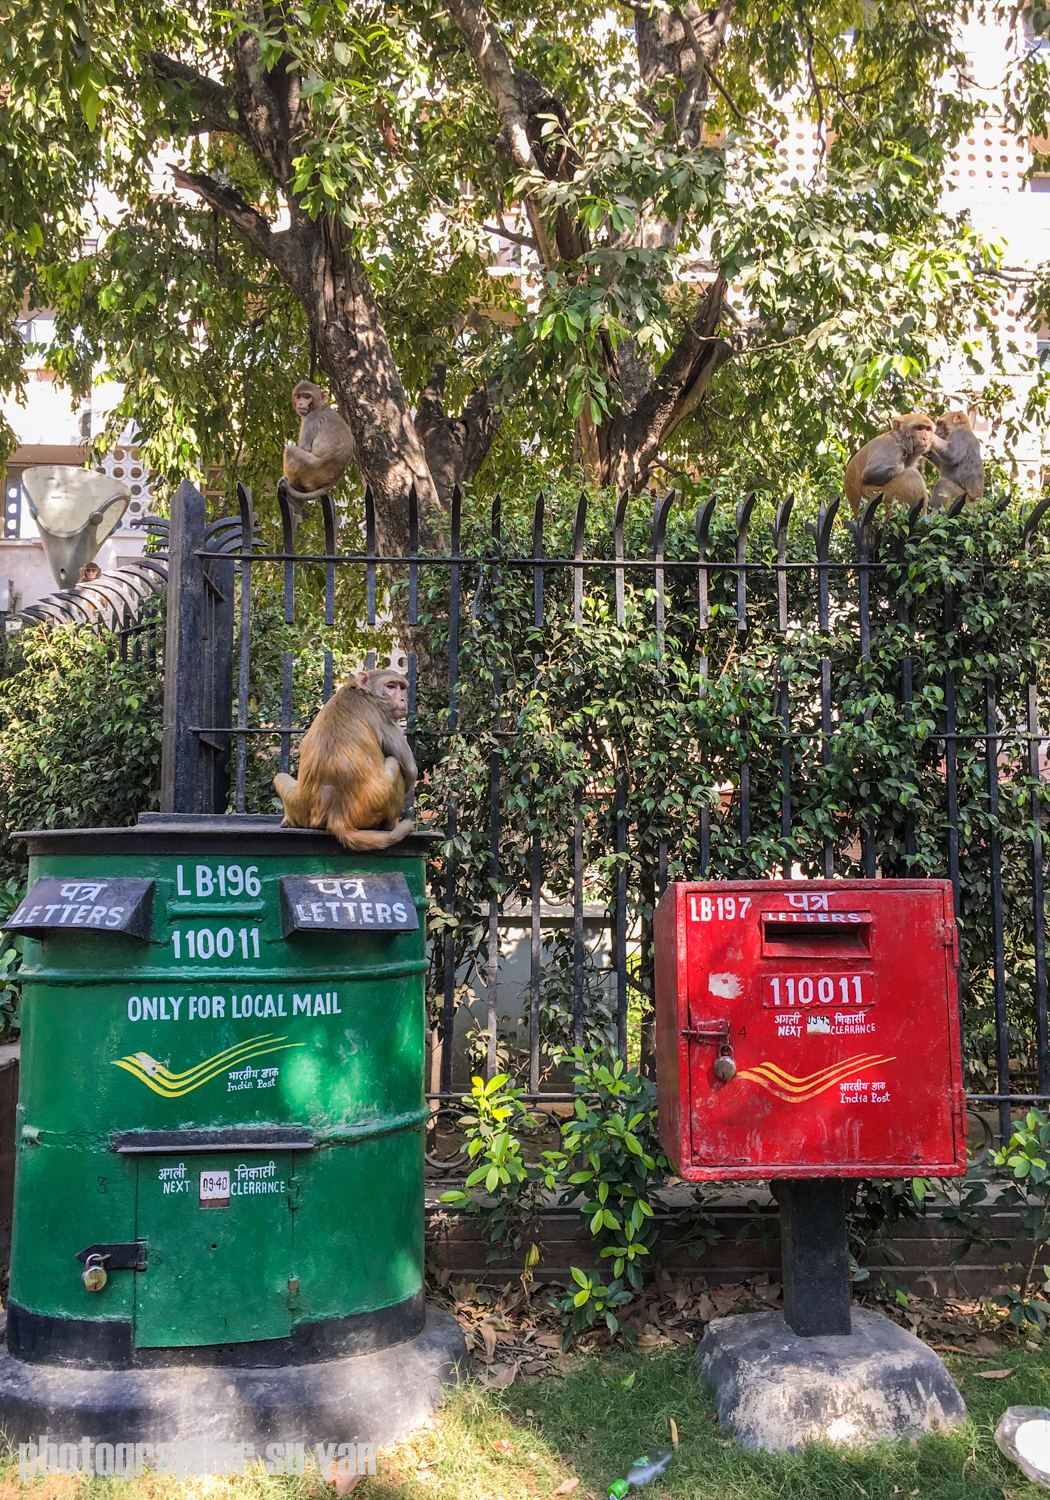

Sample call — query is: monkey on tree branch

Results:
[141,0,746,524]
[282,380,355,506]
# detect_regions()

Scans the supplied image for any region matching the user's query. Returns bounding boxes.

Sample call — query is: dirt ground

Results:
[437,1268,1041,1388]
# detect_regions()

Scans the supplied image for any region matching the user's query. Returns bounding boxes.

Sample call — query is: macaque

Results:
[927,411,984,508]
[274,669,415,851]
[282,380,355,505]
[844,412,935,514]
[79,563,102,582]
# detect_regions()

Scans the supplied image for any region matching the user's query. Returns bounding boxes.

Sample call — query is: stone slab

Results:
[698,1307,966,1452]
[0,1305,466,1448]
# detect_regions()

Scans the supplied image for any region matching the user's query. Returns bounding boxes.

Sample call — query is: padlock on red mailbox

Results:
[655,880,968,1180]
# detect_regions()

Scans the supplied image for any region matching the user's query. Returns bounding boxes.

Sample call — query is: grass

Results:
[1,1344,1049,1499]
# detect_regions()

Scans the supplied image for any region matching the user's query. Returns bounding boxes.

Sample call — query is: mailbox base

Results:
[0,1305,466,1449]
[698,1308,965,1453]
[775,1179,852,1337]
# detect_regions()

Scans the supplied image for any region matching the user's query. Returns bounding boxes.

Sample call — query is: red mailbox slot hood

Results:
[655,880,966,1181]
[760,909,872,959]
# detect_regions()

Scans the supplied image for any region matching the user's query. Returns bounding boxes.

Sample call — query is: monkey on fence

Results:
[927,411,984,508]
[282,380,355,505]
[845,412,936,514]
[274,668,416,851]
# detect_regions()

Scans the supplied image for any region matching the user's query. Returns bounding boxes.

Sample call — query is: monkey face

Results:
[294,391,316,416]
[379,675,409,717]
[892,412,934,453]
[910,419,934,452]
[935,412,971,439]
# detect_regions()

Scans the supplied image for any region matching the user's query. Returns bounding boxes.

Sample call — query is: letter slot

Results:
[760,911,872,959]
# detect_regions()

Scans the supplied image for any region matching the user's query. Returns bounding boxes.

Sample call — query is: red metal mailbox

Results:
[655,879,967,1180]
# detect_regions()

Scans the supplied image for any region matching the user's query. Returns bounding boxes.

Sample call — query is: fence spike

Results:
[614,490,628,626]
[735,491,756,634]
[859,495,882,533]
[695,495,717,552]
[771,493,794,547]
[573,490,588,556]
[451,483,462,556]
[408,483,419,629]
[364,484,376,555]
[321,489,337,626]
[735,491,758,538]
[653,488,676,554]
[1022,492,1050,549]
[947,494,967,519]
[811,497,841,557]
[276,477,299,559]
[531,491,545,558]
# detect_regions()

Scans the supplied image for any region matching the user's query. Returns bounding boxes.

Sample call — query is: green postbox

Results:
[0,815,462,1446]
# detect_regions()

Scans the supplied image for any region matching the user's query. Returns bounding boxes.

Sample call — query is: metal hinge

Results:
[680,1020,731,1045]
[937,919,959,966]
[287,1177,301,1212]
[953,1087,968,1152]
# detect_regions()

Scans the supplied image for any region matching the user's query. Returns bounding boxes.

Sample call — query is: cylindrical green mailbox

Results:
[0,815,460,1443]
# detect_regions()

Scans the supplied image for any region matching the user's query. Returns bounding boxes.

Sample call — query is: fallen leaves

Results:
[327,1468,362,1496]
[974,1368,1014,1379]
[973,1335,1003,1355]
[552,1480,580,1495]
[485,1361,520,1388]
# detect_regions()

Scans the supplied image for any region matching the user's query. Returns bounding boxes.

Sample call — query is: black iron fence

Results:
[160,477,1050,1163]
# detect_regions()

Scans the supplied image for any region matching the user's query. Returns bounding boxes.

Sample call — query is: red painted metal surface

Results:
[655,880,967,1180]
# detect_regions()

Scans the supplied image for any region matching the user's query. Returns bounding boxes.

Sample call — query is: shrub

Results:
[0,624,163,881]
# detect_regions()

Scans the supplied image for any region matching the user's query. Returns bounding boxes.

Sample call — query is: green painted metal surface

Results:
[10,831,427,1349]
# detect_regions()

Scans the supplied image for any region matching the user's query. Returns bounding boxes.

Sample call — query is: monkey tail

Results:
[283,480,332,504]
[274,772,304,827]
[328,819,416,852]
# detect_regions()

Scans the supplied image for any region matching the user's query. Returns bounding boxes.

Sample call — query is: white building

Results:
[0,316,153,615]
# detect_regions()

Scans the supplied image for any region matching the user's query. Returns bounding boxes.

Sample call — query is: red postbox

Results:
[655,879,967,1180]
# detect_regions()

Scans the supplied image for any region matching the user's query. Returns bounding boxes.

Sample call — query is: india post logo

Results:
[112,1035,302,1097]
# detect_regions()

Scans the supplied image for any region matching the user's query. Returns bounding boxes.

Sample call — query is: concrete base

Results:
[0,1305,466,1449]
[698,1308,966,1452]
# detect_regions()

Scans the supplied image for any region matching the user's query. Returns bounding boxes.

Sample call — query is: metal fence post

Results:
[160,479,208,813]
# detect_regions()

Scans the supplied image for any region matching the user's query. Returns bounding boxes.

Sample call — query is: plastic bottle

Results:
[607,1449,673,1499]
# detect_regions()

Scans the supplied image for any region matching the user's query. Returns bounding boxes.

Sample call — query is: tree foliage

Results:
[0,0,1015,545]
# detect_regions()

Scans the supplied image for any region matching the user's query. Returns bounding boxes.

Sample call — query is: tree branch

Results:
[480,221,538,250]
[230,29,308,187]
[414,363,502,502]
[169,166,295,274]
[445,0,562,264]
[145,52,244,137]
[607,273,739,489]
[701,59,748,124]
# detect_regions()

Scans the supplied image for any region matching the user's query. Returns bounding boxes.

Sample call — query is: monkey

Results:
[844,412,936,515]
[273,668,416,851]
[282,381,355,506]
[926,410,984,509]
[79,563,102,582]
